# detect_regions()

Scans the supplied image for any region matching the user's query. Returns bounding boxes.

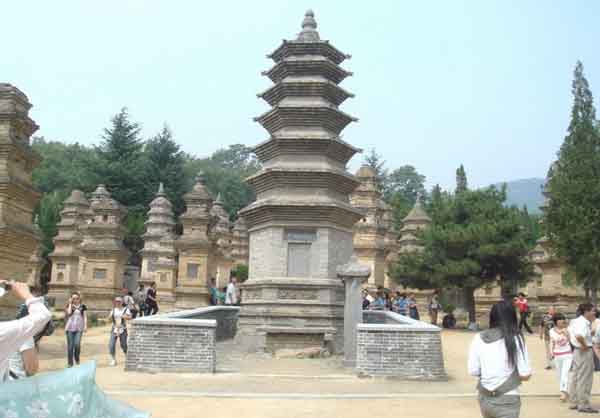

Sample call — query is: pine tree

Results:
[145,124,187,215]
[362,148,388,193]
[94,108,149,209]
[390,186,534,326]
[455,164,468,194]
[545,61,600,302]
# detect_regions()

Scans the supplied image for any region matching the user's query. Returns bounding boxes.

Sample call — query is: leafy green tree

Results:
[35,191,66,257]
[385,165,427,228]
[32,137,99,194]
[144,124,187,215]
[184,144,259,218]
[545,61,600,302]
[391,170,535,326]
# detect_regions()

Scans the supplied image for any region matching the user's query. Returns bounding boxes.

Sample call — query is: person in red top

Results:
[516,293,533,334]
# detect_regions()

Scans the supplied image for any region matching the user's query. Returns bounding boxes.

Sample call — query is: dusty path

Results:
[36,326,597,417]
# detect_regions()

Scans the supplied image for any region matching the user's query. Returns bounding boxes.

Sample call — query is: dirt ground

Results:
[36,326,598,418]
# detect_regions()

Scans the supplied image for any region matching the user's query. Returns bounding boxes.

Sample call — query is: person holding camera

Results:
[65,291,87,367]
[0,280,51,383]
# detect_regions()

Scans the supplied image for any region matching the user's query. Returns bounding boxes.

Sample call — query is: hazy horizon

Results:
[3,1,599,190]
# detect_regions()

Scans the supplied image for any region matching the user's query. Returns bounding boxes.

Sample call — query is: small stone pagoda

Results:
[174,172,217,308]
[350,165,388,288]
[139,183,178,307]
[48,190,92,306]
[231,215,249,267]
[0,84,43,311]
[238,10,364,353]
[77,185,129,310]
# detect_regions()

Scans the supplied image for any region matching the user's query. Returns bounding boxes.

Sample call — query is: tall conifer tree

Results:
[545,61,600,302]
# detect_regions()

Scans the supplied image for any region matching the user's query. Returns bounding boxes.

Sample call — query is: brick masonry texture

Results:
[356,311,447,380]
[125,321,216,373]
[125,306,239,373]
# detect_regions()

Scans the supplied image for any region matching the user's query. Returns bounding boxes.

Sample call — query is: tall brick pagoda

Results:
[238,10,363,353]
[0,84,43,305]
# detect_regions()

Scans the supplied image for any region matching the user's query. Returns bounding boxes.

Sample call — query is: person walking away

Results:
[408,293,420,320]
[225,277,238,305]
[428,291,442,325]
[468,300,532,418]
[515,293,533,334]
[568,303,597,413]
[145,282,159,316]
[0,280,51,384]
[540,306,556,370]
[108,296,131,367]
[549,313,572,402]
[122,288,138,318]
[135,283,146,317]
[64,292,87,367]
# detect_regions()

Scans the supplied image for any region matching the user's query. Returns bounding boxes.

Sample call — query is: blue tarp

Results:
[0,362,150,418]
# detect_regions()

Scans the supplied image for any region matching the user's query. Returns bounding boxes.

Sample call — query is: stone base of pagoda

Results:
[175,286,210,310]
[237,277,344,354]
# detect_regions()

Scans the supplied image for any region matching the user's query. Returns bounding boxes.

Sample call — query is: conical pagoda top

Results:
[149,182,173,210]
[402,195,431,224]
[89,184,125,213]
[297,9,319,41]
[184,171,213,204]
[64,189,89,206]
[355,165,376,179]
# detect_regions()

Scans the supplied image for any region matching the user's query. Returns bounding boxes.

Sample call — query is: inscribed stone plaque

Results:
[186,263,199,279]
[93,268,107,280]
[287,243,311,277]
[286,229,317,242]
[277,289,318,300]
[57,263,66,270]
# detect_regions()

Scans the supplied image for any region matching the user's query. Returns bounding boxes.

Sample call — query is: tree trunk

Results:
[585,286,590,300]
[592,286,598,306]
[463,287,477,329]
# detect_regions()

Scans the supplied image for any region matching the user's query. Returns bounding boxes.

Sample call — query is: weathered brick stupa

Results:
[0,84,43,312]
[238,10,363,353]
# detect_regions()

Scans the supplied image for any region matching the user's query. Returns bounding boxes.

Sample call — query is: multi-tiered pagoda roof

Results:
[241,9,363,229]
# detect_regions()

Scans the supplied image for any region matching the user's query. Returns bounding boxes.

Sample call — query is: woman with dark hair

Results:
[144,282,159,316]
[549,313,572,401]
[468,300,531,418]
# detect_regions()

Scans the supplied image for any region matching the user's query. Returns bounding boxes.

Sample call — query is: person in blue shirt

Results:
[394,292,409,316]
[370,288,387,310]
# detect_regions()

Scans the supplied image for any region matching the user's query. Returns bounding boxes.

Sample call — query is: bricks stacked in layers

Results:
[0,84,43,313]
[237,11,364,353]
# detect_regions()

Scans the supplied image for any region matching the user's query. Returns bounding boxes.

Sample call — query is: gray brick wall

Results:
[125,318,216,373]
[356,311,447,380]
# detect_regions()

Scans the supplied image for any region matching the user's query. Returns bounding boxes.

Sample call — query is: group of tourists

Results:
[470,300,600,417]
[62,282,160,368]
[208,277,240,306]
[361,287,442,325]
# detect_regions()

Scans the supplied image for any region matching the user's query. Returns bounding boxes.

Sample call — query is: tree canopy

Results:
[545,61,600,300]
[390,167,535,325]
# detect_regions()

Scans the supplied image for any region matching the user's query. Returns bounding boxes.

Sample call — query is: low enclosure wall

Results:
[357,311,446,380]
[125,306,239,373]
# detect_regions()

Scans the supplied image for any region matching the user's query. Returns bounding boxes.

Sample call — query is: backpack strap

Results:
[477,368,521,397]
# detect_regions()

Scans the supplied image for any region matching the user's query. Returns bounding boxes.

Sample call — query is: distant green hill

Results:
[491,178,545,213]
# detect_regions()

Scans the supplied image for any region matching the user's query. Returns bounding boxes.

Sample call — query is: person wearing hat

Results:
[107,296,131,367]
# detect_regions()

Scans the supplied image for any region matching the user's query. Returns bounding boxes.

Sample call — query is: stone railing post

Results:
[337,256,371,367]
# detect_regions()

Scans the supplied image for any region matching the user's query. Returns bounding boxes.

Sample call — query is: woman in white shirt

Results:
[549,313,572,401]
[107,297,131,367]
[468,300,532,418]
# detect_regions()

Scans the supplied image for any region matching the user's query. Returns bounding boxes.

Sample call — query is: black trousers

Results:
[518,311,533,333]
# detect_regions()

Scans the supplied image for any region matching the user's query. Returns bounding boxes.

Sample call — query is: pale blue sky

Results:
[3,1,599,190]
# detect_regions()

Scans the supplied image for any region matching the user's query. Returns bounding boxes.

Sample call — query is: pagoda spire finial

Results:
[157,182,165,196]
[297,9,320,41]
